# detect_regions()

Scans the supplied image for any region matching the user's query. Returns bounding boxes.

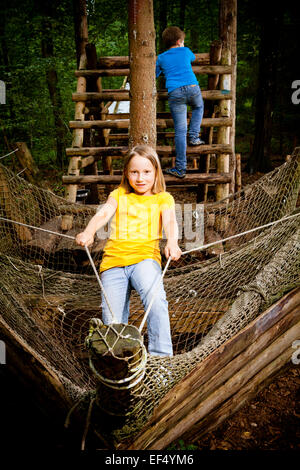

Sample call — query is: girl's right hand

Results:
[75,231,94,247]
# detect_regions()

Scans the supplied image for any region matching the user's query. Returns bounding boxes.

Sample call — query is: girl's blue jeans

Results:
[168,84,204,172]
[100,259,173,357]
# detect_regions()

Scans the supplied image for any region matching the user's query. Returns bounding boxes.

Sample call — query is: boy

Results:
[156,26,204,179]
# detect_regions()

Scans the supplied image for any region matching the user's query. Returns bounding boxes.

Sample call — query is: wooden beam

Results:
[74,65,232,78]
[69,117,233,129]
[96,53,210,68]
[125,287,300,450]
[65,144,233,157]
[72,89,233,102]
[62,173,232,185]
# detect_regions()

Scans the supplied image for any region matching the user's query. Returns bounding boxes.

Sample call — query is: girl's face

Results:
[127,155,156,196]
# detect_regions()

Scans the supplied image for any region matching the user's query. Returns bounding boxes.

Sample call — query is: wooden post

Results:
[215,46,231,201]
[128,0,156,148]
[196,40,222,202]
[235,152,242,192]
[219,0,237,196]
[62,1,88,231]
[14,142,38,184]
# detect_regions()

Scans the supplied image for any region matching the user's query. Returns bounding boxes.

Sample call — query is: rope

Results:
[84,245,116,323]
[181,211,300,256]
[1,211,299,335]
[138,256,172,333]
[0,148,19,160]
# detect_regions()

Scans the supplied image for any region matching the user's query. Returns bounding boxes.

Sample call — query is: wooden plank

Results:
[96,53,210,68]
[128,314,300,450]
[179,345,293,444]
[62,172,232,185]
[74,65,232,78]
[66,143,233,157]
[72,89,233,102]
[69,117,233,129]
[126,287,300,449]
[0,315,73,416]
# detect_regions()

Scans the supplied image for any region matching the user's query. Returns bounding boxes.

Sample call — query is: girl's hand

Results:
[75,231,94,247]
[165,242,182,261]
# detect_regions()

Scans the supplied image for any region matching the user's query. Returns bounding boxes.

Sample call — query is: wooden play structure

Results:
[62,0,237,228]
[2,0,299,452]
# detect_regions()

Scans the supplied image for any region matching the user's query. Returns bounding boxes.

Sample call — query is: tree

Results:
[246,4,283,173]
[128,0,156,148]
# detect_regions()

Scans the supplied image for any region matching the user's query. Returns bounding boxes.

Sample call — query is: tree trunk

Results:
[156,0,168,113]
[72,0,89,69]
[41,17,66,169]
[246,7,283,173]
[128,0,156,148]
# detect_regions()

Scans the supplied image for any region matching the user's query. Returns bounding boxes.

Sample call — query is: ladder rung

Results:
[72,90,232,102]
[66,144,233,157]
[62,172,232,185]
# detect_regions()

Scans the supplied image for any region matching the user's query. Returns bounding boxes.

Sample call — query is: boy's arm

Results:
[76,196,117,247]
[155,57,162,78]
[162,207,182,261]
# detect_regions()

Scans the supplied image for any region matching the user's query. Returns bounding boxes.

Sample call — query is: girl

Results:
[76,145,181,357]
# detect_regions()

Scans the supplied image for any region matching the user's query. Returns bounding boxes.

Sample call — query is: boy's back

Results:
[156,46,198,93]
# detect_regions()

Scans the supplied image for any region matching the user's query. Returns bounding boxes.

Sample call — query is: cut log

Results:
[72,90,233,102]
[74,65,232,78]
[96,53,210,69]
[66,144,233,158]
[69,117,233,129]
[25,216,64,253]
[14,142,38,183]
[62,173,232,185]
[0,166,32,242]
[125,287,300,449]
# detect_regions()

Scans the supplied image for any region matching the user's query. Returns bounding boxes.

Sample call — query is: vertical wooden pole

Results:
[216,47,231,201]
[128,0,156,149]
[219,0,237,196]
[235,153,242,192]
[62,0,88,231]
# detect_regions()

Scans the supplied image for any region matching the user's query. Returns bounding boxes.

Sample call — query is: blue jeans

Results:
[100,259,173,357]
[168,84,204,172]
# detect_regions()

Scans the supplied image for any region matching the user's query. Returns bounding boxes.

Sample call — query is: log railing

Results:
[63,45,236,212]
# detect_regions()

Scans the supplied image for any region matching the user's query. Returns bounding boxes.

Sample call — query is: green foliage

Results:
[0,0,299,172]
[168,439,198,450]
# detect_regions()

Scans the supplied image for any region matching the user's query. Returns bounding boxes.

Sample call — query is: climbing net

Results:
[0,148,299,445]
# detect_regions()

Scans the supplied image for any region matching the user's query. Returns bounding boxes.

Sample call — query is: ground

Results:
[190,363,300,451]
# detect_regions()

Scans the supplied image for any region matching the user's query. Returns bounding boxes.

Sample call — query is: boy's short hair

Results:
[162,26,185,49]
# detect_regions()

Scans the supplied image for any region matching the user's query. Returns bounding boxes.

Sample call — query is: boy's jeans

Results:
[168,84,204,172]
[100,259,173,357]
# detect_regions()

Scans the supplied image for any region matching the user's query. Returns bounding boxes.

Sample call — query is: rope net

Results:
[0,149,299,445]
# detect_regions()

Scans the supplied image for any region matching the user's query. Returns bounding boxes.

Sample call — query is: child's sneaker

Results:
[188,138,205,146]
[165,168,186,179]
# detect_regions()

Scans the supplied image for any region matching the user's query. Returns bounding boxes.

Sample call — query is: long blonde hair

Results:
[120,145,166,194]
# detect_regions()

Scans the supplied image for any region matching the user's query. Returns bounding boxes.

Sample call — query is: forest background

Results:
[0,0,299,186]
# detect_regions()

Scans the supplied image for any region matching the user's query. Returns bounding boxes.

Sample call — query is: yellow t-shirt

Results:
[100,187,175,272]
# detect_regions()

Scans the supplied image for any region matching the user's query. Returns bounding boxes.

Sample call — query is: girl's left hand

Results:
[165,242,182,261]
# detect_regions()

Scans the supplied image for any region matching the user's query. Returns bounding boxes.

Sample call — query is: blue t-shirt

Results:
[156,47,198,93]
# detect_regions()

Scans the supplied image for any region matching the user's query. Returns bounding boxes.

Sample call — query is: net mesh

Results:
[0,149,299,445]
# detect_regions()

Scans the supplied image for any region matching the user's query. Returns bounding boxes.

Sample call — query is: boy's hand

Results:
[165,242,182,261]
[75,231,94,247]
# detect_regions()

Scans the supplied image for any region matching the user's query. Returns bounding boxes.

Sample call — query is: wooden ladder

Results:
[62,44,235,228]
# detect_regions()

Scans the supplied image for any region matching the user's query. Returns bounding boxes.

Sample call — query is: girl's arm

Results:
[76,196,117,247]
[162,207,182,261]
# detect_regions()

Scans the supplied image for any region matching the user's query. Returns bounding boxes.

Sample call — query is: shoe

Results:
[188,138,205,146]
[165,168,186,179]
